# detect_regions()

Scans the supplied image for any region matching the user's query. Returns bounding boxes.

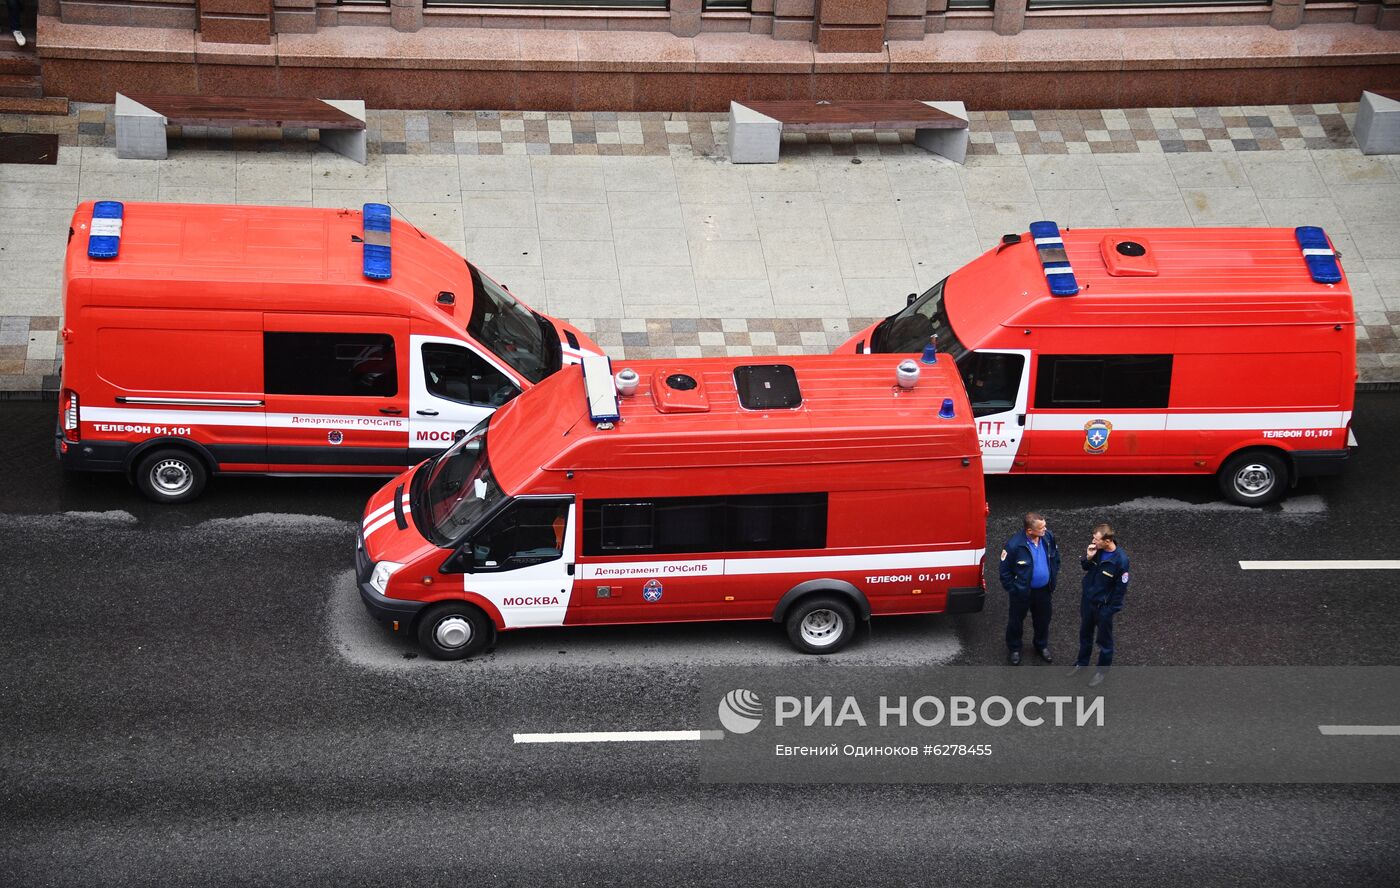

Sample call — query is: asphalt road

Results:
[3,395,1399,887]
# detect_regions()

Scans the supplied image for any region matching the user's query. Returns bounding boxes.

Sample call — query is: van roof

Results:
[65,200,476,319]
[487,354,979,495]
[946,226,1355,346]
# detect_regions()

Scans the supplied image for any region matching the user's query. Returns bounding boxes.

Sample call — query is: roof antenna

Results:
[386,201,427,239]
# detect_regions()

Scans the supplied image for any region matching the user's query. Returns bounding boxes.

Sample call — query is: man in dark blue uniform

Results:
[998,512,1060,666]
[1070,522,1130,687]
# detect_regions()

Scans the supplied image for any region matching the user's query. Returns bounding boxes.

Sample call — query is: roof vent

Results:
[734,364,802,411]
[651,369,709,414]
[1100,235,1158,277]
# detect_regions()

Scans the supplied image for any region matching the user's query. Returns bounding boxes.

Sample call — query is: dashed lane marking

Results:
[1317,725,1400,735]
[1239,560,1400,570]
[513,730,725,744]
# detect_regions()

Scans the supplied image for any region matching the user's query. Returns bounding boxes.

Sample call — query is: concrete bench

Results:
[1355,89,1400,155]
[116,94,368,164]
[727,99,969,165]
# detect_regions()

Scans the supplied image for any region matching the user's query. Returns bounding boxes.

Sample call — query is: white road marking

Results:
[1317,725,1400,736]
[1239,560,1400,570]
[513,730,725,744]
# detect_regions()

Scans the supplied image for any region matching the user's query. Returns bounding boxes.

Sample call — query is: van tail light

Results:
[61,389,80,441]
[979,551,987,590]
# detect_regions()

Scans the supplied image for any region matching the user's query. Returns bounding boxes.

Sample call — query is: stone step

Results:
[0,43,40,76]
[0,72,42,99]
[0,95,69,115]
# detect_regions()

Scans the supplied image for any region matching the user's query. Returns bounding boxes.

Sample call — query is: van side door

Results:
[956,349,1031,474]
[1024,354,1172,472]
[408,331,524,463]
[261,314,410,472]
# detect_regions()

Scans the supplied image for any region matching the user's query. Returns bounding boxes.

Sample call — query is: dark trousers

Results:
[6,0,20,32]
[1006,586,1052,652]
[1076,601,1116,668]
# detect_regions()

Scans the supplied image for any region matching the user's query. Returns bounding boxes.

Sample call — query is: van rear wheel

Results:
[1219,450,1288,506]
[134,448,207,504]
[417,602,493,661]
[785,596,857,655]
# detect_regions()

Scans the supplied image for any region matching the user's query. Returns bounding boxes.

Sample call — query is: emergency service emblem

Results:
[642,579,663,603]
[327,430,344,446]
[1083,419,1112,455]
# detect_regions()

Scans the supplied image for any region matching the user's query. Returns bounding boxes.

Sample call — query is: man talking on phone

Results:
[1070,522,1129,688]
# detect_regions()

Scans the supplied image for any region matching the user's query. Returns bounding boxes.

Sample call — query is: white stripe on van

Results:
[577,548,985,581]
[362,500,397,530]
[1029,411,1348,433]
[85,406,408,431]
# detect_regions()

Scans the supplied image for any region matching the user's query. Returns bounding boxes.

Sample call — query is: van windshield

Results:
[869,277,969,362]
[416,417,507,546]
[467,264,561,385]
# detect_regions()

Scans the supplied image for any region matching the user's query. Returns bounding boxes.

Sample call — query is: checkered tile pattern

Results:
[8,102,1361,158]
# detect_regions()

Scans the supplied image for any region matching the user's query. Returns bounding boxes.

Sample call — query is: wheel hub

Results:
[151,460,193,495]
[800,609,843,647]
[434,616,472,649]
[1235,463,1275,495]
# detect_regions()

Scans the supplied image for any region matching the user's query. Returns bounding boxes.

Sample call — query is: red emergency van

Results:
[356,354,987,659]
[841,223,1356,505]
[56,200,600,503]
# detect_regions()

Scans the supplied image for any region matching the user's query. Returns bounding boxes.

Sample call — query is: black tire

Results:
[416,602,494,661]
[134,448,208,504]
[784,595,857,655]
[1218,450,1289,506]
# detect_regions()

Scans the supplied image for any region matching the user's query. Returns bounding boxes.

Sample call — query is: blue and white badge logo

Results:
[642,579,663,603]
[1083,419,1112,455]
[718,689,764,735]
[327,430,344,446]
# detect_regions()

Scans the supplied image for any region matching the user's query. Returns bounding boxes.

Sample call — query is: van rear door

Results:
[261,314,410,472]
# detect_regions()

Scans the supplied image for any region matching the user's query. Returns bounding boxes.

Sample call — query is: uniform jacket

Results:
[998,530,1061,597]
[1080,547,1130,612]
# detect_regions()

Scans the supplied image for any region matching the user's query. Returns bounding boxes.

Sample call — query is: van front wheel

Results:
[1219,450,1288,506]
[785,596,857,654]
[417,602,493,661]
[134,448,207,504]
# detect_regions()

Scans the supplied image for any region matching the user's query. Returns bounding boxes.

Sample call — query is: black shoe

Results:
[1089,671,1107,688]
[1066,664,1084,677]
[1009,650,1022,666]
[1037,648,1053,664]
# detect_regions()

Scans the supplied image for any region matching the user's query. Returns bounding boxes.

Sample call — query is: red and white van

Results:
[356,353,987,659]
[841,223,1356,505]
[56,200,599,503]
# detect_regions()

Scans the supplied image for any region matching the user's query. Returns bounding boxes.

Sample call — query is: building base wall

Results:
[35,17,1400,111]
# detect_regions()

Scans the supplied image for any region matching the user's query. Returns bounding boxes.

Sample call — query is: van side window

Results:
[1034,355,1172,409]
[582,493,827,556]
[597,502,655,551]
[422,343,521,407]
[264,332,397,397]
[957,352,1025,417]
[467,498,571,571]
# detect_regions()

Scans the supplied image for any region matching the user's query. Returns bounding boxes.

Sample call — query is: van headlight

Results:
[370,561,404,595]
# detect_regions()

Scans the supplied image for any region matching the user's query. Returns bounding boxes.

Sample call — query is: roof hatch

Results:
[734,364,802,410]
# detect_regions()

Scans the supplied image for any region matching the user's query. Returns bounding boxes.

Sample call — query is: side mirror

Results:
[906,292,918,306]
[442,541,475,574]
[452,428,468,442]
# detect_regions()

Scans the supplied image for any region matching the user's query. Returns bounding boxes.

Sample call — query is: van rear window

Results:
[264,332,398,397]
